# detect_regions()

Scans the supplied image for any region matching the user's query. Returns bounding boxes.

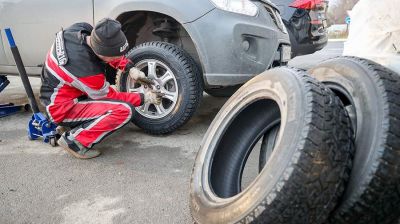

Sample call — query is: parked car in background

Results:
[272,0,329,57]
[0,0,290,134]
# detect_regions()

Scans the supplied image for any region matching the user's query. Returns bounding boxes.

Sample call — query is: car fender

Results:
[94,0,215,24]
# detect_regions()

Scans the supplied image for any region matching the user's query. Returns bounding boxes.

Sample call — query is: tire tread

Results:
[328,57,400,224]
[237,68,354,224]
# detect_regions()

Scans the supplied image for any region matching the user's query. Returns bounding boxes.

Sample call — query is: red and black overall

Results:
[40,23,143,149]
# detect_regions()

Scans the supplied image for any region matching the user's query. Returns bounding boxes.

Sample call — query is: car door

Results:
[0,30,8,66]
[0,0,93,75]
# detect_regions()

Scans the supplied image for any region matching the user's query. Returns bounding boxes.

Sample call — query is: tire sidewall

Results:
[190,68,310,223]
[309,58,385,198]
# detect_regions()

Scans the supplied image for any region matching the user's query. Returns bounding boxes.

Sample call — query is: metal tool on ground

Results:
[0,75,27,118]
[4,28,58,146]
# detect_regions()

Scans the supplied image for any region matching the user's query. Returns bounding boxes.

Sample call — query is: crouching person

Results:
[40,18,162,159]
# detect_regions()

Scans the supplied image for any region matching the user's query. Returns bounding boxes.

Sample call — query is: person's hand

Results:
[144,89,165,105]
[129,67,154,86]
[129,67,146,80]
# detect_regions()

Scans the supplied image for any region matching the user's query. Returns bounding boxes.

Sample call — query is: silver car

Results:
[0,0,290,134]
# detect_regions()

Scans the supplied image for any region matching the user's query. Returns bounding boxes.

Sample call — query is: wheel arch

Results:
[106,6,210,83]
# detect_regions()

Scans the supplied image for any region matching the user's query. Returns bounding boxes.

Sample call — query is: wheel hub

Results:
[126,59,179,119]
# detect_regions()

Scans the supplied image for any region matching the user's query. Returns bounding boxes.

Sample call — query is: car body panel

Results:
[0,0,214,76]
[0,0,290,88]
[93,0,215,24]
[185,4,290,86]
[0,30,8,66]
[0,0,93,70]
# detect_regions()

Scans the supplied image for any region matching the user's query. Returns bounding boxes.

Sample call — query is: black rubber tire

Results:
[258,122,280,172]
[308,56,400,224]
[205,85,241,97]
[190,67,353,224]
[119,41,203,134]
[49,137,58,147]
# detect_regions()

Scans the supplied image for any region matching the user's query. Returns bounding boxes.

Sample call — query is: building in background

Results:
[326,0,358,25]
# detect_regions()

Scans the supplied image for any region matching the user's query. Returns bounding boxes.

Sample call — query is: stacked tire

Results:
[190,57,400,224]
[309,57,400,224]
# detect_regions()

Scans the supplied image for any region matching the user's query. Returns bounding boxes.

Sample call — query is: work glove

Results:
[129,67,154,86]
[144,89,165,105]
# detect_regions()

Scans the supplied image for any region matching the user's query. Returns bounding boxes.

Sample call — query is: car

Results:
[0,0,290,134]
[272,0,328,57]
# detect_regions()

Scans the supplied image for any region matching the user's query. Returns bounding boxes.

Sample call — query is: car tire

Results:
[205,85,240,97]
[118,41,203,134]
[309,56,400,224]
[258,122,280,172]
[190,67,353,224]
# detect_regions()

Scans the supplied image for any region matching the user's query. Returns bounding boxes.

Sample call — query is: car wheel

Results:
[118,41,203,134]
[309,56,400,224]
[190,67,353,224]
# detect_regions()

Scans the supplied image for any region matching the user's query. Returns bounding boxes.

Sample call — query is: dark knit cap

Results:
[90,18,129,57]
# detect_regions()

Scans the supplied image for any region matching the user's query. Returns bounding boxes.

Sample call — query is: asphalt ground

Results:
[0,41,343,224]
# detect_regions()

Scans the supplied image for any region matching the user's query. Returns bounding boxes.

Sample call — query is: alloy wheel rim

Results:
[126,59,179,119]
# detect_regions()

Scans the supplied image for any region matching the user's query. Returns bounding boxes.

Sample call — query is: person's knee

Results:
[114,103,133,121]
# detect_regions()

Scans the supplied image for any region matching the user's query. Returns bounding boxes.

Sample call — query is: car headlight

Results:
[210,0,259,16]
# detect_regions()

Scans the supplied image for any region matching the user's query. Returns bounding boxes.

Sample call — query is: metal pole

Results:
[4,28,40,113]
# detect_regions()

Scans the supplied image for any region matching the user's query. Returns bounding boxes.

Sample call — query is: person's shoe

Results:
[57,133,101,159]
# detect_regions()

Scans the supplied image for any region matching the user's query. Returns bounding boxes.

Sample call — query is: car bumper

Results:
[184,5,290,87]
[289,30,328,57]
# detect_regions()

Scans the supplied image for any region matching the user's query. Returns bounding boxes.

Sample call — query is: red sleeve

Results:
[78,74,105,90]
[106,87,144,107]
[77,74,143,107]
